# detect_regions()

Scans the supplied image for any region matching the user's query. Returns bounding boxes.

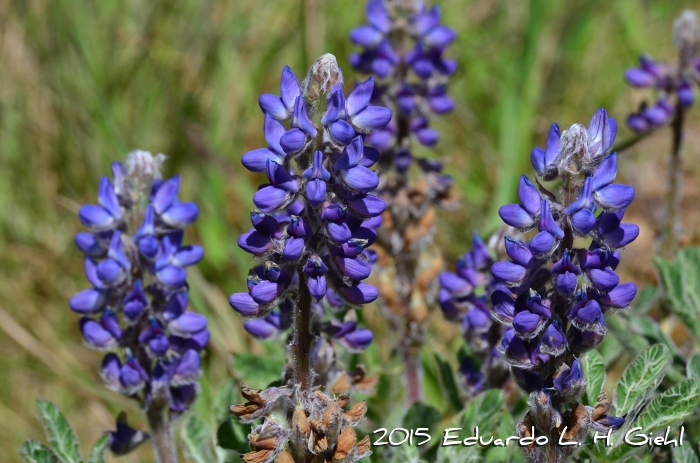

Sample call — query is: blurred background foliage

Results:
[2,0,700,461]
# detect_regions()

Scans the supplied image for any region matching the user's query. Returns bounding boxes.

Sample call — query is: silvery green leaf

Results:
[655,256,700,336]
[606,380,700,461]
[581,350,605,406]
[598,329,625,366]
[181,414,217,463]
[86,435,109,463]
[607,314,649,359]
[635,380,700,434]
[679,248,700,315]
[459,390,505,435]
[612,344,671,424]
[19,440,61,463]
[435,443,481,463]
[212,379,238,425]
[688,354,700,380]
[672,444,699,463]
[36,400,83,463]
[632,285,659,315]
[635,316,685,363]
[387,442,423,463]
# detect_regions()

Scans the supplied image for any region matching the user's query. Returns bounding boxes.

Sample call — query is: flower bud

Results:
[303,54,344,102]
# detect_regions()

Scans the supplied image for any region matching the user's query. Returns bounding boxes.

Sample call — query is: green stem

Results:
[659,102,686,258]
[147,408,177,463]
[612,123,667,153]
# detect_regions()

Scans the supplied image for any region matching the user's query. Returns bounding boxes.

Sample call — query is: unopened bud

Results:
[558,123,588,173]
[674,10,699,53]
[303,54,343,101]
[126,150,166,181]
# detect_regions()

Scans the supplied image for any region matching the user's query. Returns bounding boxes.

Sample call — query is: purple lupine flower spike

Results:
[625,11,700,132]
[491,109,637,462]
[70,150,208,459]
[439,232,511,396]
[231,56,386,328]
[229,55,385,463]
[350,0,457,404]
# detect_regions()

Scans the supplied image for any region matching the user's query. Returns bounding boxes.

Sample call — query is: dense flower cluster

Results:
[228,55,389,463]
[349,0,457,402]
[69,151,208,454]
[491,109,639,462]
[438,233,510,396]
[625,10,700,131]
[229,55,390,321]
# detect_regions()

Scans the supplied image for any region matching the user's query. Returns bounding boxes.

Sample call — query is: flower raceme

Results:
[70,151,208,455]
[625,10,700,131]
[230,54,390,327]
[438,233,510,397]
[490,109,638,463]
[228,55,389,463]
[349,0,457,404]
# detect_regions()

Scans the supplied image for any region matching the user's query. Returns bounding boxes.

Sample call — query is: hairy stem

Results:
[293,270,314,391]
[147,408,177,463]
[659,102,686,258]
[400,334,422,403]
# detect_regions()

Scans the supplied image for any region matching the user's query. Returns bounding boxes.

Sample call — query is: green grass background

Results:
[1,0,699,460]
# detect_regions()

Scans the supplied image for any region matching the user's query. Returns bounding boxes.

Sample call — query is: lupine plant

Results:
[68,151,208,462]
[490,109,639,462]
[438,233,511,397]
[228,54,391,463]
[624,10,700,257]
[349,0,457,403]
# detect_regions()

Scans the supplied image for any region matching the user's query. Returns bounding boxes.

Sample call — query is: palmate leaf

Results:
[181,413,217,463]
[19,440,61,463]
[37,400,83,463]
[605,380,700,462]
[86,435,109,463]
[581,350,605,406]
[612,344,671,421]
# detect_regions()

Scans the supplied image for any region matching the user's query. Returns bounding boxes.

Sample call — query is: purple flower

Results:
[242,115,288,172]
[498,176,541,230]
[258,66,302,121]
[107,413,148,456]
[78,177,122,231]
[152,175,199,229]
[531,123,561,181]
